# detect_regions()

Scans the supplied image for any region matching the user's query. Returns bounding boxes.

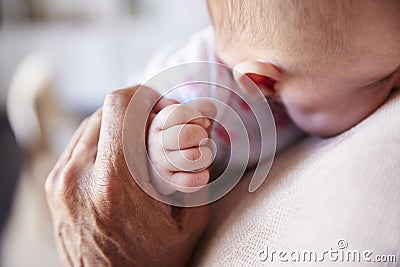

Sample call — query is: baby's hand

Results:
[147,101,215,195]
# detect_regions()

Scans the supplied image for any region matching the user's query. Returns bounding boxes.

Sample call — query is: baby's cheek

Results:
[284,104,337,137]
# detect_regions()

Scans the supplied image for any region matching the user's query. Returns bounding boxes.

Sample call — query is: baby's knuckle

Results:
[161,103,180,115]
[180,125,206,144]
[182,148,201,162]
[178,125,194,142]
[201,147,213,163]
[188,170,209,187]
[173,104,195,120]
[194,170,209,186]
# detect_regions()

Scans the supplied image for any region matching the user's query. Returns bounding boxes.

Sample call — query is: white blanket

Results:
[192,90,400,266]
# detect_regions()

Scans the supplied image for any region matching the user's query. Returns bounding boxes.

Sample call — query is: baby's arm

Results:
[147,103,213,195]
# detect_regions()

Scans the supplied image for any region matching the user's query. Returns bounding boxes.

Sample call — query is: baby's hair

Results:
[207,0,400,69]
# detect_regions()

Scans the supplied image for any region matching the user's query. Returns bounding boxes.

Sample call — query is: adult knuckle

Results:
[44,162,81,208]
[73,141,89,155]
[104,88,133,108]
[54,162,79,194]
[79,117,89,128]
[44,169,57,197]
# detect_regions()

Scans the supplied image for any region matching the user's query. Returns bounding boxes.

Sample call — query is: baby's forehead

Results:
[210,0,399,51]
[211,0,399,77]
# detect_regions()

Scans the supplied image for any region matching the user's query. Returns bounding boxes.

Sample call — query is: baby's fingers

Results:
[161,124,208,150]
[166,146,213,172]
[152,97,180,113]
[152,104,210,130]
[184,99,217,119]
[170,169,210,193]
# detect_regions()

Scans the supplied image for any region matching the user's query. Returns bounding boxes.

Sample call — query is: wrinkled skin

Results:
[45,87,209,266]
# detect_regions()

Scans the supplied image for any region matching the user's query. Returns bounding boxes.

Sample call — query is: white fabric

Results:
[191,90,400,266]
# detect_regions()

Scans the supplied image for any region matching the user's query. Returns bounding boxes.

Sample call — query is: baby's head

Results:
[208,0,400,136]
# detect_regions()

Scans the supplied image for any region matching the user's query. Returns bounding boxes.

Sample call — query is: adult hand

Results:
[45,86,209,266]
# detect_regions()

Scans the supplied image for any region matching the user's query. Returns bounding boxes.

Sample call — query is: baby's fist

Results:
[147,101,215,195]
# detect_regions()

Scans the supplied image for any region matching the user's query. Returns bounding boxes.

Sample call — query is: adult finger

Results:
[51,118,88,171]
[46,108,103,199]
[94,85,166,192]
[96,87,138,164]
[69,108,102,164]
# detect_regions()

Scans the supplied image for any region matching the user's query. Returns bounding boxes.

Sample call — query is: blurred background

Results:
[0,1,210,266]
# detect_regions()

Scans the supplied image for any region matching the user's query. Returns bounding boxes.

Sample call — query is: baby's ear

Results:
[233,60,281,100]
